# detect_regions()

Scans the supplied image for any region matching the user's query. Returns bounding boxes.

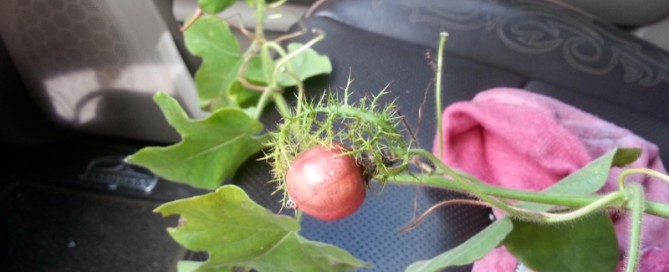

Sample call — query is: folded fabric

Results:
[432,88,669,271]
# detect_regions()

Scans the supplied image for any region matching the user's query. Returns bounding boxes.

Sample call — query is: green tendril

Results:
[619,167,669,191]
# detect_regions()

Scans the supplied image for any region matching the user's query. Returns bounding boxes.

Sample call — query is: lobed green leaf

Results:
[185,15,261,111]
[126,92,266,189]
[156,185,369,272]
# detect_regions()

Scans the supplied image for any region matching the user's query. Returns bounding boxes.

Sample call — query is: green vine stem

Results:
[435,32,448,161]
[251,31,325,120]
[271,30,325,86]
[625,183,645,272]
[273,92,292,118]
[407,149,532,220]
[619,167,669,191]
[387,172,669,218]
[254,87,279,119]
[537,191,623,223]
[406,149,626,222]
[254,1,266,40]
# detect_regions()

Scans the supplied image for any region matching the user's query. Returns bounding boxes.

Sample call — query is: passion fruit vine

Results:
[286,144,366,221]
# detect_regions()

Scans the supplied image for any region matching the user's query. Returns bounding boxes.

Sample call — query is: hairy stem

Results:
[253,31,324,120]
[407,149,542,221]
[254,86,278,119]
[273,92,291,118]
[238,47,268,92]
[254,1,266,40]
[388,172,669,218]
[435,32,448,161]
[288,72,306,115]
[625,183,645,272]
[271,30,325,88]
[619,167,669,191]
[539,191,623,223]
[265,41,288,57]
[309,105,399,136]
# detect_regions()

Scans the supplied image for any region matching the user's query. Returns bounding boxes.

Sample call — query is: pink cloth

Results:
[433,88,669,271]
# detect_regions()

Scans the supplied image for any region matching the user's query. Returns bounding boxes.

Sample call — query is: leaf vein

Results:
[186,134,247,161]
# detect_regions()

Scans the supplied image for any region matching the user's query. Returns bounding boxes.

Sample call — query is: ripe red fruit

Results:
[286,144,366,221]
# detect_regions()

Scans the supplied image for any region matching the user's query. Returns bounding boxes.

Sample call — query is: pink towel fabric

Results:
[433,88,669,271]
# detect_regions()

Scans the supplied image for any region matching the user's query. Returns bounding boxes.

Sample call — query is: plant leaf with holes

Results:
[504,213,618,272]
[156,185,370,272]
[126,92,266,189]
[405,217,513,272]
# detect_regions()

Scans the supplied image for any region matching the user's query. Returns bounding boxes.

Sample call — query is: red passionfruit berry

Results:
[285,144,366,221]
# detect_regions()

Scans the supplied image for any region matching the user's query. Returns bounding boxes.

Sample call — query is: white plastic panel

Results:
[0,0,206,143]
[173,0,308,32]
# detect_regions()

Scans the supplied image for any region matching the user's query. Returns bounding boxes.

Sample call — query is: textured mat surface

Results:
[0,181,183,272]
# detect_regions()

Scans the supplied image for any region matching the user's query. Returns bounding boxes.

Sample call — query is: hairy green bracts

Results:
[265,82,410,204]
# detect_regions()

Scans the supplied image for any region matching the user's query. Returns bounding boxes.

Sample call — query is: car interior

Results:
[2,0,669,271]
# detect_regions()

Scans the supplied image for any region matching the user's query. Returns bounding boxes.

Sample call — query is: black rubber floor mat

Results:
[0,181,184,272]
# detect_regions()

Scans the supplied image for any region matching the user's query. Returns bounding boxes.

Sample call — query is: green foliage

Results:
[503,149,628,271]
[184,15,249,110]
[184,16,332,113]
[399,148,644,270]
[177,261,210,272]
[504,213,619,272]
[612,148,642,166]
[246,43,333,87]
[498,149,632,271]
[405,218,513,272]
[280,42,333,85]
[127,92,266,189]
[156,185,369,272]
[127,1,669,269]
[521,148,639,211]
